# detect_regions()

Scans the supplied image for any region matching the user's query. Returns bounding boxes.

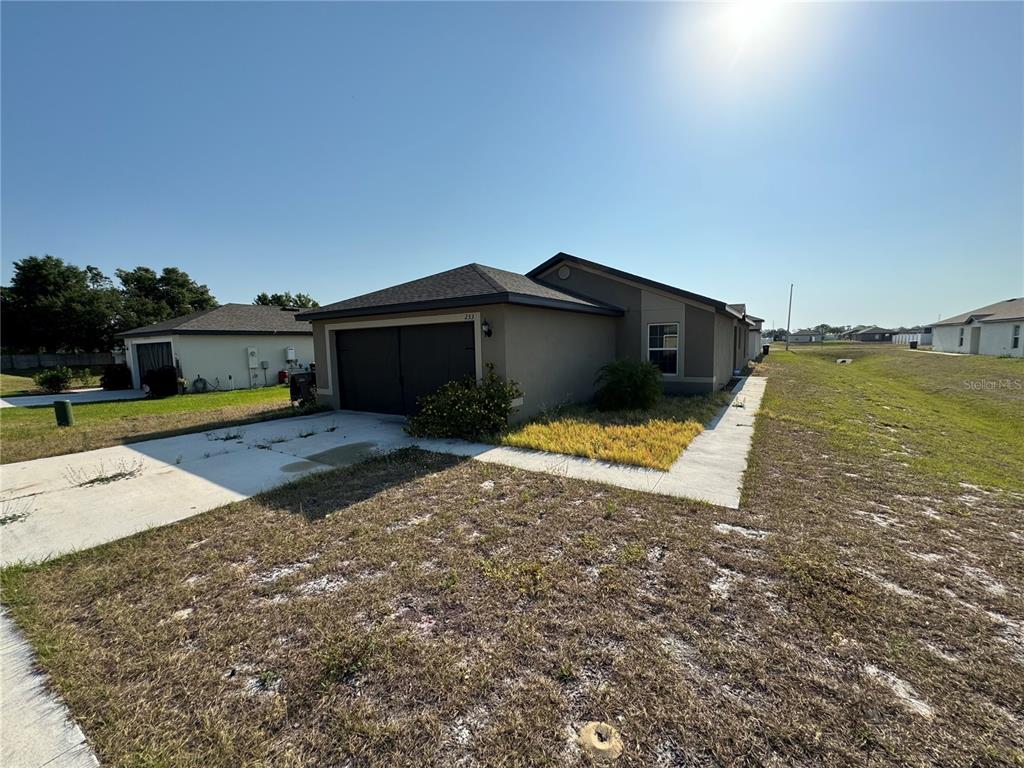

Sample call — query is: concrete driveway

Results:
[0,411,424,565]
[1,388,146,409]
[0,378,765,566]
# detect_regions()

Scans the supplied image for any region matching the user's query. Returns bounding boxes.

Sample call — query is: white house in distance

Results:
[931,298,1024,357]
[892,326,933,345]
[117,304,315,391]
[788,329,822,343]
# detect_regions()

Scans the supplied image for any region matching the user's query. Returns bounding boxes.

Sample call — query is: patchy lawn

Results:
[1,366,105,397]
[2,346,1022,766]
[500,391,730,470]
[0,386,297,464]
[0,370,40,397]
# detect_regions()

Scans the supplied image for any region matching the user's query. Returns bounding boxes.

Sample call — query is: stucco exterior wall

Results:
[534,264,642,359]
[713,313,736,387]
[932,325,964,353]
[125,333,313,390]
[171,334,314,390]
[502,305,616,418]
[978,322,1024,357]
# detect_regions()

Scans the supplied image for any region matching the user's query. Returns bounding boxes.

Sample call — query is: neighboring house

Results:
[297,253,760,420]
[729,304,764,359]
[117,304,315,391]
[932,298,1024,357]
[788,329,822,343]
[851,326,895,342]
[892,326,933,345]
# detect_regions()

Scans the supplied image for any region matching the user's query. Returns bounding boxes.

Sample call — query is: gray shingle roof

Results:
[934,297,1024,326]
[298,263,623,320]
[117,304,312,338]
[854,326,895,335]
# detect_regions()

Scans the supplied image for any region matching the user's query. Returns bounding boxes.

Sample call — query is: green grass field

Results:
[757,345,1024,492]
[1,366,106,397]
[0,386,295,464]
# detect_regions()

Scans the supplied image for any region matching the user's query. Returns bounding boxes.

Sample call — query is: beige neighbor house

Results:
[932,298,1024,357]
[296,253,761,420]
[117,304,315,391]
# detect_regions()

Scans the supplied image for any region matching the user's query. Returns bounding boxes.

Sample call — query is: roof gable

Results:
[528,252,741,318]
[934,297,1024,326]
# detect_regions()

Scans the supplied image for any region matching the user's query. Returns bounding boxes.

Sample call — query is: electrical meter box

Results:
[247,346,259,369]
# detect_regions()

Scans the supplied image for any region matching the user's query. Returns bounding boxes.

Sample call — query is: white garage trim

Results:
[317,313,482,396]
[125,335,176,389]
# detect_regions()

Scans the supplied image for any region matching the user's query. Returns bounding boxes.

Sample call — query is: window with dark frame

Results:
[958,327,964,347]
[648,323,679,375]
[1013,324,1020,349]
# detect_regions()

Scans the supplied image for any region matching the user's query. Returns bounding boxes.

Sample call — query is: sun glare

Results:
[714,0,789,68]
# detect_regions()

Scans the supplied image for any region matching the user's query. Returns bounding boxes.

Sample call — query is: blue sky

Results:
[2,1,1021,330]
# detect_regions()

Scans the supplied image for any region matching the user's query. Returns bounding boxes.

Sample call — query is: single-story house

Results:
[892,326,933,345]
[117,304,315,391]
[729,304,764,358]
[851,326,895,342]
[932,298,1024,356]
[296,253,760,420]
[788,329,822,343]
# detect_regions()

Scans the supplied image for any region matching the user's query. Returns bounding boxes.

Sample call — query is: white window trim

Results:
[647,322,680,376]
[958,327,964,346]
[317,312,483,396]
[1013,324,1021,349]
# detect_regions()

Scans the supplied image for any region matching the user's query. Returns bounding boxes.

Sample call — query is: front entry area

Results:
[334,322,476,415]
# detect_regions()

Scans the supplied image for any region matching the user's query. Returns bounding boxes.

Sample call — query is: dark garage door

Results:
[335,322,475,415]
[135,341,173,382]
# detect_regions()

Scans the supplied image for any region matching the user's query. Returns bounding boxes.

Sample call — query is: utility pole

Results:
[785,283,794,351]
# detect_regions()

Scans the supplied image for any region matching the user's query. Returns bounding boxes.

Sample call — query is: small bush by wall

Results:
[33,366,75,393]
[101,364,134,391]
[594,359,663,411]
[407,366,522,441]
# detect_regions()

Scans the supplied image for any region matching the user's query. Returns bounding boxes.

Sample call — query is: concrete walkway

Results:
[1,611,99,768]
[1,388,146,409]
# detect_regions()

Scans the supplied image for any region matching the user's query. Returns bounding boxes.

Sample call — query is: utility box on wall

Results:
[247,346,259,369]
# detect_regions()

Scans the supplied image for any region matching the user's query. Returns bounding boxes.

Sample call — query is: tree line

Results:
[1,255,317,353]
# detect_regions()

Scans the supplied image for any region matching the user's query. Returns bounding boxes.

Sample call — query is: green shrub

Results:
[594,359,662,411]
[73,367,99,388]
[33,366,75,393]
[407,365,522,441]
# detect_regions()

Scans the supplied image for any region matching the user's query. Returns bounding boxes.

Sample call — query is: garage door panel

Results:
[399,323,476,413]
[336,327,404,414]
[334,322,476,416]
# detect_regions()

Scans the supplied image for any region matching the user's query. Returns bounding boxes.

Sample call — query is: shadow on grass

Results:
[256,447,468,522]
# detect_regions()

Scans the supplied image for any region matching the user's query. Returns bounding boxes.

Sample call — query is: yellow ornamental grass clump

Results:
[502,417,704,470]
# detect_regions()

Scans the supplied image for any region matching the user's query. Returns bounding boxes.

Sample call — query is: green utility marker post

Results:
[54,399,75,427]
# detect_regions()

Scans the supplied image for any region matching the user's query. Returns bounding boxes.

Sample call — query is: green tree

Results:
[1,255,121,352]
[253,291,319,308]
[116,266,217,331]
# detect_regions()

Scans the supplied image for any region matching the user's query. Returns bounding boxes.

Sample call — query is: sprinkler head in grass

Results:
[578,721,623,762]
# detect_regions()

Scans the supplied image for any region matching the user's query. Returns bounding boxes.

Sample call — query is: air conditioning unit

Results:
[247,346,259,369]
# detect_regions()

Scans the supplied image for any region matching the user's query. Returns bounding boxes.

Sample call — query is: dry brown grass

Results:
[2,347,1022,766]
[500,392,729,470]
